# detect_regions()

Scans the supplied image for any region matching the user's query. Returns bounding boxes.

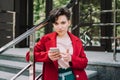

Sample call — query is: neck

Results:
[57,33,68,38]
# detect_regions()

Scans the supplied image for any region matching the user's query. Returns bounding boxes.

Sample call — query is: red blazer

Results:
[26,32,88,80]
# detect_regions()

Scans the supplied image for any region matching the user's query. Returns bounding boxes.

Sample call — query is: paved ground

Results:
[85,51,120,67]
[2,48,120,66]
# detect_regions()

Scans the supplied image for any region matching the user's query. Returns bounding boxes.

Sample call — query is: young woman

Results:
[26,7,88,80]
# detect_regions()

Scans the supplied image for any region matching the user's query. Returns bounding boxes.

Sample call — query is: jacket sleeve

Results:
[71,41,88,70]
[26,36,51,62]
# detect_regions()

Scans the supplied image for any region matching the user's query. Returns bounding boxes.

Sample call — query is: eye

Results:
[54,22,58,25]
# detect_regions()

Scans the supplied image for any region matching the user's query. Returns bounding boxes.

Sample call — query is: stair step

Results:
[0,54,25,62]
[0,48,98,80]
[0,59,28,69]
[0,59,43,72]
[86,70,97,79]
[0,70,97,80]
[0,71,28,80]
[2,48,28,57]
[0,60,98,80]
[0,48,28,62]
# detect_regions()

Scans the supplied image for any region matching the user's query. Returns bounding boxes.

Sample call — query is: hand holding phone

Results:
[48,47,61,61]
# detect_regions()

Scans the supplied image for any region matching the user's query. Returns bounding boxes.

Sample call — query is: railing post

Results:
[29,32,35,80]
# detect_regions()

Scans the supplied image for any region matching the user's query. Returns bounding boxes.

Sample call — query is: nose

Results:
[57,25,62,29]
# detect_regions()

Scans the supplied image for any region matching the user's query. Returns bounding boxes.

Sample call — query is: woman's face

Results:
[53,15,71,37]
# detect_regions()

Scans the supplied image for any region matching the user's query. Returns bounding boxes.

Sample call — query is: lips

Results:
[58,30,63,33]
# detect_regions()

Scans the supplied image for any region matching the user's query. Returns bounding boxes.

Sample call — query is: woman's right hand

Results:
[48,51,61,61]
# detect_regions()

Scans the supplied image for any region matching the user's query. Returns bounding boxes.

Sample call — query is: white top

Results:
[57,33,73,69]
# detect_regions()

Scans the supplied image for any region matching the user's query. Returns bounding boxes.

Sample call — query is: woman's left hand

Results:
[61,49,71,62]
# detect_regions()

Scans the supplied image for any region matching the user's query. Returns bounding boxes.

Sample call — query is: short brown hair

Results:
[49,7,71,23]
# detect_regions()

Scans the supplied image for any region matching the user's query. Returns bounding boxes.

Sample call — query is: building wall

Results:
[0,0,14,47]
[87,64,120,80]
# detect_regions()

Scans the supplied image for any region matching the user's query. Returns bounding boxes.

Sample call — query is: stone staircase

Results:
[0,48,98,80]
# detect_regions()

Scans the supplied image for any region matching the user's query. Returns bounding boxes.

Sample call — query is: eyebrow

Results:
[54,20,66,24]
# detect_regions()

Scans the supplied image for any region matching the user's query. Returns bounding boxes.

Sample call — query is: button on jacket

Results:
[26,32,88,80]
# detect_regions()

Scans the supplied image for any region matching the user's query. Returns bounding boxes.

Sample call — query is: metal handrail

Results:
[0,0,78,54]
[0,19,48,53]
[35,73,42,80]
[10,63,32,80]
[92,9,120,14]
[93,23,120,26]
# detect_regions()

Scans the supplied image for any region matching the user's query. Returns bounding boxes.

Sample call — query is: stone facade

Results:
[87,63,120,80]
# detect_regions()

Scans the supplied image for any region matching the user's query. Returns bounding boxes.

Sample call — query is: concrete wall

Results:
[87,63,120,80]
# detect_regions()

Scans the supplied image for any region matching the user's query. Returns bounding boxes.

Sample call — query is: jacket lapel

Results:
[45,32,58,69]
[68,32,80,56]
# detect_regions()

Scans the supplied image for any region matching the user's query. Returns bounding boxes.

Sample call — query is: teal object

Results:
[58,68,75,80]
